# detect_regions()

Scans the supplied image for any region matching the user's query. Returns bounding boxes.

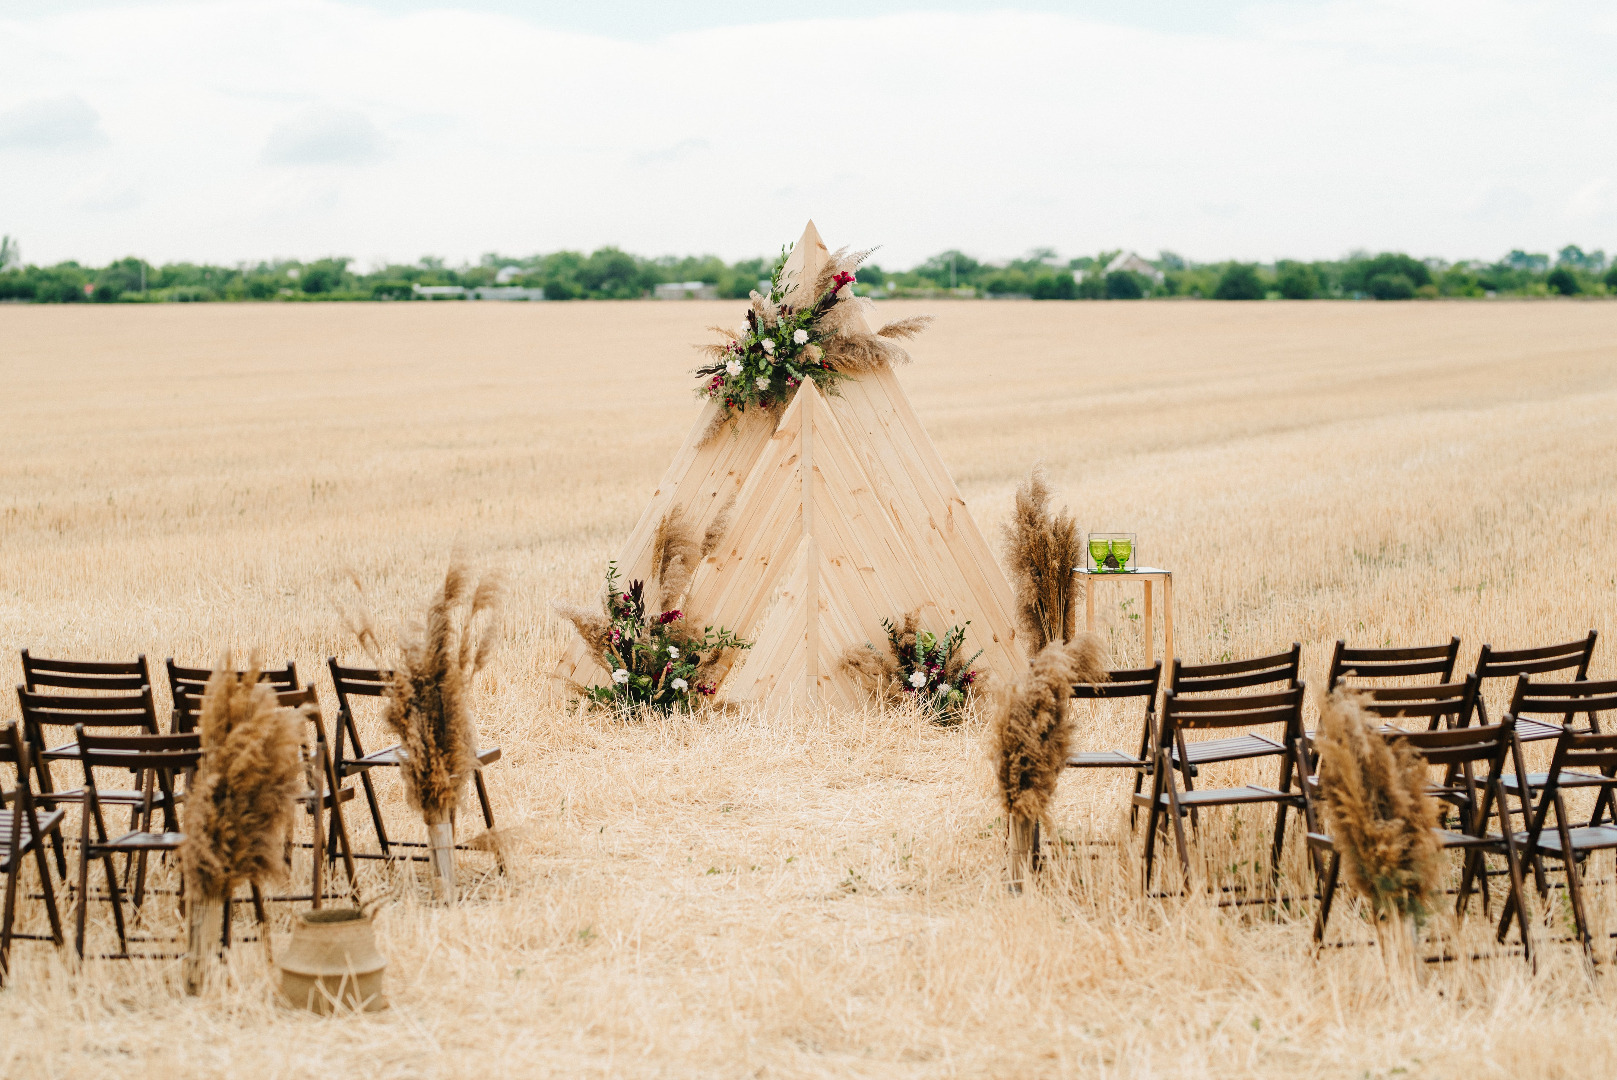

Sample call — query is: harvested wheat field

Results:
[3,299,1617,1078]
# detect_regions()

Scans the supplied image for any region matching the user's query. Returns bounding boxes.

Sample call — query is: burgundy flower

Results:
[658,609,682,624]
[832,271,855,290]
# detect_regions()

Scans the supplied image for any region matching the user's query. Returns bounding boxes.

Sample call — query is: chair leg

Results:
[1314,851,1341,947]
[1,856,18,985]
[102,853,127,956]
[472,769,504,873]
[73,843,90,959]
[250,884,267,927]
[33,835,63,946]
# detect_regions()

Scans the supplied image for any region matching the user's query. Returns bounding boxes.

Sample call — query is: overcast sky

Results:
[3,0,1614,268]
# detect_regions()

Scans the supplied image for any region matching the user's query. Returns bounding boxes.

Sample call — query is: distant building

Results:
[471,286,545,301]
[1104,252,1166,284]
[494,265,524,284]
[654,280,719,300]
[412,284,466,299]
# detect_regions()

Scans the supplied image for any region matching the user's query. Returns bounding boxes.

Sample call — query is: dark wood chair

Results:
[0,723,65,983]
[71,728,201,960]
[1348,677,1480,733]
[1298,719,1533,962]
[1471,630,1598,731]
[1494,677,1617,833]
[1135,684,1307,892]
[21,651,152,694]
[1162,645,1301,788]
[15,686,172,876]
[1326,637,1461,692]
[165,659,299,733]
[1065,662,1162,829]
[328,659,502,867]
[1500,723,1617,967]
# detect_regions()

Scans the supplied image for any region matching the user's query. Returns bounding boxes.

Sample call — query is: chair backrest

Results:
[16,687,160,742]
[0,723,47,843]
[1474,631,1597,683]
[1327,637,1460,691]
[1349,676,1479,732]
[173,682,323,740]
[1162,684,1306,737]
[1170,643,1300,697]
[1071,662,1160,703]
[165,658,299,709]
[1506,675,1617,735]
[1384,720,1517,831]
[21,650,151,694]
[329,659,391,710]
[74,727,202,773]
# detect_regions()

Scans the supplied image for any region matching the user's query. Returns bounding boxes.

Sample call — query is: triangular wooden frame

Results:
[554,222,1023,706]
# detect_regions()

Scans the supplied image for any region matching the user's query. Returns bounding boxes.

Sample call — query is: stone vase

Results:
[279,907,388,1014]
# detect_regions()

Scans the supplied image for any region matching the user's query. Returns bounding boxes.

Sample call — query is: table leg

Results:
[1085,574,1095,636]
[1163,574,1174,668]
[1144,579,1154,667]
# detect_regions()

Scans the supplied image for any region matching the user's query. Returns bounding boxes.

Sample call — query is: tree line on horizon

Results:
[0,234,1612,304]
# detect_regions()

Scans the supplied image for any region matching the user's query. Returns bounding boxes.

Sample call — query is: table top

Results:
[1073,566,1170,576]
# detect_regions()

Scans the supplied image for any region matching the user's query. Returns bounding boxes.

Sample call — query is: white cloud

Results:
[263,107,390,165]
[0,94,107,150]
[1,0,1615,266]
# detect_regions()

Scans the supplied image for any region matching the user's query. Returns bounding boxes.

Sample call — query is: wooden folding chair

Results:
[1326,637,1461,691]
[328,659,502,868]
[16,686,173,877]
[1161,645,1300,793]
[1299,719,1533,962]
[165,659,298,733]
[0,723,65,983]
[1471,630,1598,729]
[1136,684,1307,892]
[21,651,152,695]
[1501,724,1617,967]
[1349,678,1480,733]
[1065,662,1162,829]
[71,728,201,960]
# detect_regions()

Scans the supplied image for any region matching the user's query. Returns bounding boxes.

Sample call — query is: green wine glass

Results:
[1111,537,1132,571]
[1089,537,1111,572]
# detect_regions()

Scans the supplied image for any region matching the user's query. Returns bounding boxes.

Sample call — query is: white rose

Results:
[671,677,688,692]
[760,338,775,353]
[755,375,771,390]
[667,646,679,658]
[724,359,743,376]
[909,671,927,689]
[939,684,951,695]
[793,328,809,345]
[612,669,630,684]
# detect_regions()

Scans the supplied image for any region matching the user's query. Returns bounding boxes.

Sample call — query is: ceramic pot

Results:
[279,907,388,1013]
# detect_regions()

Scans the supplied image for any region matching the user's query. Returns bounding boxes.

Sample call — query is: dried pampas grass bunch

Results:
[182,656,304,900]
[1003,466,1083,655]
[351,559,504,824]
[992,634,1108,823]
[1315,691,1443,926]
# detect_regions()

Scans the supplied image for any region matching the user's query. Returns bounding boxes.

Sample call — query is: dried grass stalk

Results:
[651,505,703,614]
[876,315,934,340]
[354,560,504,824]
[993,634,1108,823]
[840,610,914,702]
[182,655,304,900]
[1003,466,1082,655]
[1315,691,1443,924]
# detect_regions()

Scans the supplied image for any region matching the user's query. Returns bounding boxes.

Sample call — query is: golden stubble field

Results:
[2,299,1616,1078]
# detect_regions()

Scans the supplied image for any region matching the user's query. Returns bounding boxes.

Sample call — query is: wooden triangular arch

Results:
[554,222,1023,705]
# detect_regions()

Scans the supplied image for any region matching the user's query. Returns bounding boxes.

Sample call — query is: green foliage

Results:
[1275,261,1319,300]
[883,618,982,725]
[1031,271,1078,300]
[1213,263,1264,300]
[1104,271,1144,300]
[1606,265,1617,291]
[1546,266,1580,296]
[1367,273,1415,300]
[582,564,748,713]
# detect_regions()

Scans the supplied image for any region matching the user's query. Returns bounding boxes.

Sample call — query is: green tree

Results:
[1605,265,1617,292]
[1213,263,1264,300]
[1275,262,1319,299]
[1104,271,1144,300]
[1031,271,1078,299]
[1367,273,1415,300]
[92,256,148,301]
[1546,266,1580,296]
[299,257,351,295]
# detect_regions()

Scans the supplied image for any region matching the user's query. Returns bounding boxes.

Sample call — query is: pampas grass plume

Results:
[182,655,304,900]
[1315,690,1443,923]
[1003,466,1082,655]
[993,634,1108,823]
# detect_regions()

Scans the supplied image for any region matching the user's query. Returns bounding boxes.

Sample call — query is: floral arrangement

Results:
[842,610,985,724]
[695,240,932,433]
[555,504,748,713]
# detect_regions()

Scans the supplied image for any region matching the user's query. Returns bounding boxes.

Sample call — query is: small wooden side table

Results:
[1075,567,1174,667]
